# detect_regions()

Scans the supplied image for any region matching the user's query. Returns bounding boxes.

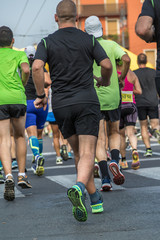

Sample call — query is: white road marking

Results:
[125,157,160,163]
[46,174,125,190]
[27,152,56,157]
[12,156,160,173]
[138,143,159,147]
[2,148,159,200]
[126,167,160,181]
[1,166,160,200]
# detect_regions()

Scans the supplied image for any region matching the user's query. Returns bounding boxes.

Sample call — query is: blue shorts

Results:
[25,100,48,129]
[46,111,56,123]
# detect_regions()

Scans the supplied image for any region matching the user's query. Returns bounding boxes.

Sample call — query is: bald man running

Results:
[32,0,112,222]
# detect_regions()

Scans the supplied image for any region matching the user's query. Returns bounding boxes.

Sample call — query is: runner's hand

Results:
[34,97,48,110]
[94,75,110,87]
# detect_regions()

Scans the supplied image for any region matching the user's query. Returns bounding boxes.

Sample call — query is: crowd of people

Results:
[0,0,160,222]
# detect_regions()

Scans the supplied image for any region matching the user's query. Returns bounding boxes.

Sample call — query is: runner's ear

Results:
[55,14,58,23]
[76,15,79,22]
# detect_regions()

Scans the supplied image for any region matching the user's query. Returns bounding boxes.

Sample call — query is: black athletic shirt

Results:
[134,67,158,106]
[139,0,160,77]
[25,67,47,100]
[35,27,108,110]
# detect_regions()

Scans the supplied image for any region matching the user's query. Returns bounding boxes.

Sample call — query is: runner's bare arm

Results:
[135,16,155,43]
[21,62,30,86]
[32,59,48,110]
[32,59,45,95]
[127,69,142,95]
[94,58,112,87]
[44,72,51,98]
[118,54,130,83]
[44,71,52,88]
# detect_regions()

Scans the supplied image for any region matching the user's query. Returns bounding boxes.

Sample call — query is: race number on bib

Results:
[121,91,133,103]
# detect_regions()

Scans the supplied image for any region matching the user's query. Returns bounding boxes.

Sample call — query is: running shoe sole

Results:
[144,153,152,157]
[132,152,140,170]
[67,187,87,222]
[31,165,44,176]
[36,166,44,176]
[36,156,45,176]
[109,162,125,185]
[101,183,112,191]
[56,161,63,165]
[56,158,63,165]
[0,179,4,184]
[12,165,18,169]
[18,181,32,189]
[4,179,15,201]
[60,145,68,161]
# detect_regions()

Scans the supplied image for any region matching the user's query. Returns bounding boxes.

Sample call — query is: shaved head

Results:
[56,0,77,22]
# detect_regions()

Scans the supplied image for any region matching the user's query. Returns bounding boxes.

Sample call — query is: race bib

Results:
[121,91,133,103]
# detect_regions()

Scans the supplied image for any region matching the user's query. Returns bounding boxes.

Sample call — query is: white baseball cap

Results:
[85,16,103,38]
[24,45,36,58]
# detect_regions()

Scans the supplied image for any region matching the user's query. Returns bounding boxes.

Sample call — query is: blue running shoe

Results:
[12,160,18,169]
[31,155,44,176]
[101,177,112,191]
[67,185,87,222]
[68,152,72,159]
[91,193,104,214]
[0,160,3,170]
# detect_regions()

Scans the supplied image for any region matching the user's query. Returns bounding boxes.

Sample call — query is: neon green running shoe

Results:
[67,185,87,222]
[90,193,104,214]
[144,149,152,157]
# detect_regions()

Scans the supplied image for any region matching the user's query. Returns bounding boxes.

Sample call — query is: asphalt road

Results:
[0,136,160,240]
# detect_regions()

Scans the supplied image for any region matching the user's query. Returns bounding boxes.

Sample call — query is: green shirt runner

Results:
[0,48,29,105]
[93,38,125,111]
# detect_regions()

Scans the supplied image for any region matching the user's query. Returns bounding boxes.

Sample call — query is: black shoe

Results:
[0,170,4,184]
[4,176,15,201]
[60,145,68,161]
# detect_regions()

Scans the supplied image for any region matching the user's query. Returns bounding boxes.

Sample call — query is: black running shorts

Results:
[137,106,159,121]
[101,107,121,122]
[53,103,101,139]
[0,104,26,120]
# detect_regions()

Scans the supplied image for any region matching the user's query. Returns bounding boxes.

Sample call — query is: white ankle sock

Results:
[18,173,26,177]
[5,173,13,179]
